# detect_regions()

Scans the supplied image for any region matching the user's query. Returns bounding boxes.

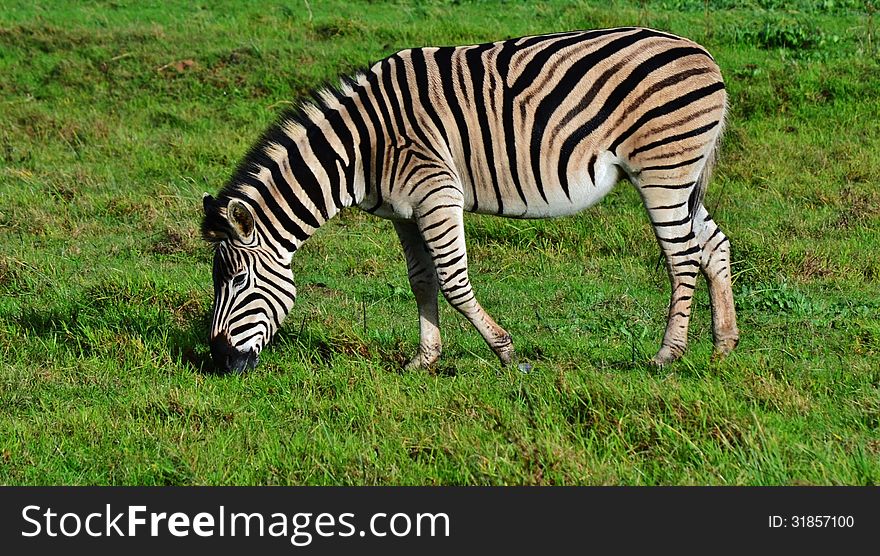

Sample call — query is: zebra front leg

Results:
[415,202,515,366]
[393,221,442,369]
[693,205,739,359]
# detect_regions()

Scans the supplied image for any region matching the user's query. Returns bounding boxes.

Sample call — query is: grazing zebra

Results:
[202,27,739,373]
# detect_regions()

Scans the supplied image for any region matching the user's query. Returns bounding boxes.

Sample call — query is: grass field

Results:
[1,0,878,485]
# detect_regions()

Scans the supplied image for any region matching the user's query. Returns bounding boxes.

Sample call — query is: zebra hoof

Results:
[404,347,440,370]
[650,346,682,367]
[711,337,739,361]
[404,356,430,371]
[495,337,515,367]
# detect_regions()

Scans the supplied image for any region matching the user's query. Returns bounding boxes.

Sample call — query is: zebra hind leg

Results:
[393,221,442,369]
[638,176,704,366]
[692,204,739,360]
[415,203,516,367]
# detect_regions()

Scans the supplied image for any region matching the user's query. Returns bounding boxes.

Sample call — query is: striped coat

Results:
[202,27,739,373]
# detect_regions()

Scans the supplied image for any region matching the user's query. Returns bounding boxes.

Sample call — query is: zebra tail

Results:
[691,94,728,215]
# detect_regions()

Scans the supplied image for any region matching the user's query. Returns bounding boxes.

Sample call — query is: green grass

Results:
[1,0,878,485]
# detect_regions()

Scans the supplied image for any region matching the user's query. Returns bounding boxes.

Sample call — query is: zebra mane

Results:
[202,72,366,243]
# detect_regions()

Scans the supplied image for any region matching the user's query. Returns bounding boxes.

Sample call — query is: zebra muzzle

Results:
[210,336,259,374]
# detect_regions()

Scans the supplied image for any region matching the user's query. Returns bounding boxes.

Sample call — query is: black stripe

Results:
[420,203,459,218]
[652,215,692,227]
[510,30,585,51]
[509,29,632,95]
[433,235,459,251]
[410,49,452,150]
[392,54,447,165]
[450,293,475,306]
[435,252,465,270]
[433,47,480,211]
[533,29,662,199]
[642,143,705,161]
[445,288,474,303]
[641,182,696,190]
[382,58,407,141]
[230,307,268,324]
[641,155,705,172]
[337,85,373,202]
[553,55,630,134]
[608,81,725,154]
[379,58,407,194]
[440,265,468,284]
[323,101,358,204]
[254,283,289,323]
[657,231,696,244]
[671,246,700,257]
[276,135,330,221]
[494,40,530,207]
[230,319,269,340]
[630,120,719,157]
[235,183,305,249]
[587,154,598,186]
[610,68,714,133]
[230,291,270,316]
[402,162,446,188]
[258,265,297,303]
[304,120,346,210]
[418,183,460,205]
[649,200,688,210]
[687,180,702,216]
[466,44,503,212]
[243,167,319,234]
[704,226,722,244]
[358,72,389,212]
[557,45,712,198]
[423,223,458,244]
[407,170,454,196]
[421,217,451,233]
[233,330,266,347]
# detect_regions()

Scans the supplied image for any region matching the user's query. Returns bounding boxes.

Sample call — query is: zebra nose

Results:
[209,336,258,374]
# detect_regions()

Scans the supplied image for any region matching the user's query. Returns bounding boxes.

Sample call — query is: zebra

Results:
[201,27,739,374]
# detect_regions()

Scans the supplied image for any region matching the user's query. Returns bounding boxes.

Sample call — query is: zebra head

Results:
[201,193,297,373]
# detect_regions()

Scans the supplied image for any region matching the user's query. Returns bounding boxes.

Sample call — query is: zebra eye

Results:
[232,273,247,288]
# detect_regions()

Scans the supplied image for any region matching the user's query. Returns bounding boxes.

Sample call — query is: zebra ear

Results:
[227,199,255,241]
[201,193,229,242]
[202,193,214,214]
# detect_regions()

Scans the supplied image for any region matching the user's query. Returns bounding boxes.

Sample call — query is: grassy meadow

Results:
[0,0,878,485]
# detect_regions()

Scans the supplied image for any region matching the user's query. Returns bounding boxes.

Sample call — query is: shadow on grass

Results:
[167,313,230,376]
[274,324,412,372]
[267,322,468,378]
[176,312,421,377]
[170,343,216,376]
[13,301,459,378]
[13,302,227,376]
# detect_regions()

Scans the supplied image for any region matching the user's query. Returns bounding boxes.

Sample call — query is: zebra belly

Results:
[471,150,624,219]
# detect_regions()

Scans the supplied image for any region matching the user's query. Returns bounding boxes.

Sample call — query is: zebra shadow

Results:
[270,324,461,377]
[166,312,220,375]
[11,302,224,375]
[171,316,380,377]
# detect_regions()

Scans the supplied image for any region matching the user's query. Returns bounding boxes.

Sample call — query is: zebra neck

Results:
[250,99,369,260]
[229,78,377,261]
